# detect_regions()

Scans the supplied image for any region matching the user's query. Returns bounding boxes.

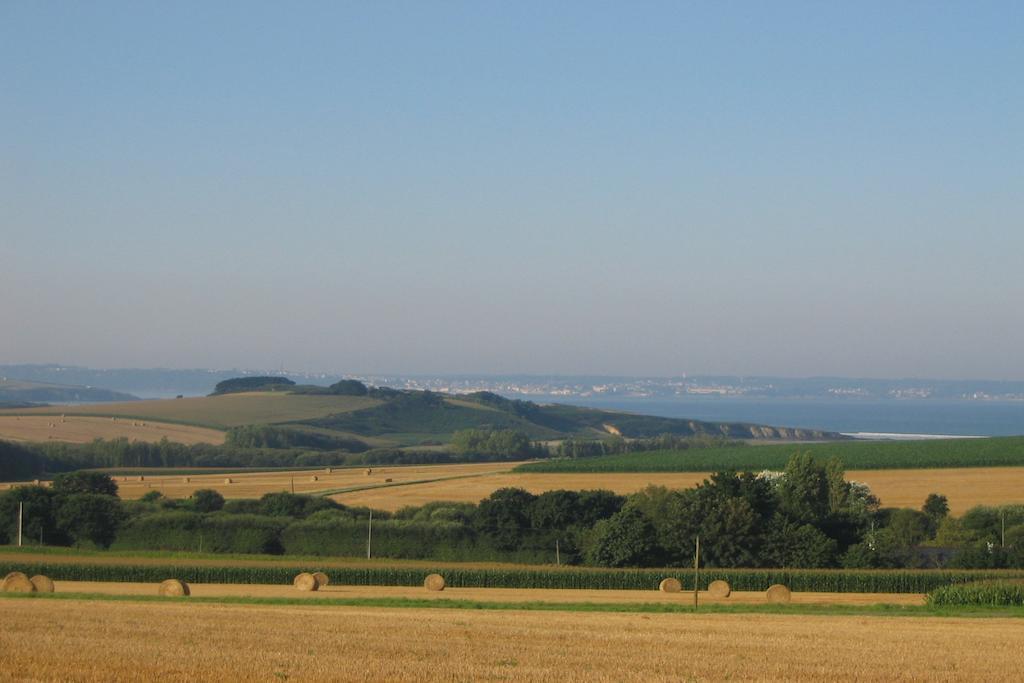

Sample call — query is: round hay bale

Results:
[312,571,329,587]
[423,573,446,591]
[3,573,36,593]
[183,477,191,483]
[658,577,682,593]
[325,467,333,474]
[293,572,320,592]
[365,468,373,476]
[310,475,318,482]
[158,579,190,597]
[708,580,731,598]
[224,478,233,484]
[766,584,792,603]
[30,575,55,593]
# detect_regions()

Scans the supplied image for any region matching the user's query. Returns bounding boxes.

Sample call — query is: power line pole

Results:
[556,539,561,566]
[17,502,23,547]
[693,535,700,610]
[366,509,373,560]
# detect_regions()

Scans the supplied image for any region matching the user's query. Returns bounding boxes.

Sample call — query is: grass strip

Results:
[3,591,1024,619]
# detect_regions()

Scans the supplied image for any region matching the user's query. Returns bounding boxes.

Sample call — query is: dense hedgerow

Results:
[112,512,288,554]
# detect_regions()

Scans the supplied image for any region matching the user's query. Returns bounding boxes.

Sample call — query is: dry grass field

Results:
[6,460,1019,512]
[0,415,226,445]
[0,391,379,429]
[331,466,1024,514]
[69,461,517,499]
[2,598,1022,681]
[48,580,927,606]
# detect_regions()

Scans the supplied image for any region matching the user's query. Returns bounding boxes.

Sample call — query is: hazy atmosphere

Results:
[3,3,1022,378]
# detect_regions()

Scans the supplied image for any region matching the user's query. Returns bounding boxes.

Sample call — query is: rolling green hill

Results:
[293,390,840,445]
[0,384,840,448]
[0,392,380,430]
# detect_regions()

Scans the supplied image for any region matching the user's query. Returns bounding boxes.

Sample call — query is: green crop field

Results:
[516,437,1024,472]
[0,392,381,430]
[3,555,1023,593]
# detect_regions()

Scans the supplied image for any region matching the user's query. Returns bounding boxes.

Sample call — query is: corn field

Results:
[4,561,1024,593]
[927,581,1024,606]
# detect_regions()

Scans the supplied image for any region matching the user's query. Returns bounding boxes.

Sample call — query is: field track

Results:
[2,599,1022,681]
[45,580,927,605]
[0,415,225,445]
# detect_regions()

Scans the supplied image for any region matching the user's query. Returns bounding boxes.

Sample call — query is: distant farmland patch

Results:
[515,437,1024,473]
[0,392,380,429]
[0,415,225,446]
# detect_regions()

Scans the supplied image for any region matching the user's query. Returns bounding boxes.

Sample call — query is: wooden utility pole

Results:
[556,539,561,566]
[366,509,373,559]
[693,536,700,609]
[17,502,23,547]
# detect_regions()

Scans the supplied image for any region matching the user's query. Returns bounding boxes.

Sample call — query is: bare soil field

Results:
[331,466,1024,514]
[0,415,226,445]
[1,598,1021,681]
[49,580,927,606]
[0,391,379,429]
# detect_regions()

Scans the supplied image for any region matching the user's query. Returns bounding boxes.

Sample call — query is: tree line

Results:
[3,453,1023,568]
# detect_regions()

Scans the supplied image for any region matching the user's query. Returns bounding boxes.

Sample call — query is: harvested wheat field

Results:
[103,461,517,499]
[331,467,1024,514]
[49,580,927,606]
[2,598,1022,681]
[0,415,225,446]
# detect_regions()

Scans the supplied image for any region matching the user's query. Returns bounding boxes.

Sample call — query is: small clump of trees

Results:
[211,376,296,395]
[450,428,547,460]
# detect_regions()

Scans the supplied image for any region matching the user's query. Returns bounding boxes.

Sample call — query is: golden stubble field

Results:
[329,466,1024,515]
[5,462,1021,513]
[0,415,226,445]
[45,580,928,606]
[88,461,515,499]
[1,598,1021,681]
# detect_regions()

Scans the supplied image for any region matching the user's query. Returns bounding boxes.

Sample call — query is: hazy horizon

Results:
[4,3,1022,379]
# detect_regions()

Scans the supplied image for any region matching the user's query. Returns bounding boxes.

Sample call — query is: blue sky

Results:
[2,2,1022,378]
